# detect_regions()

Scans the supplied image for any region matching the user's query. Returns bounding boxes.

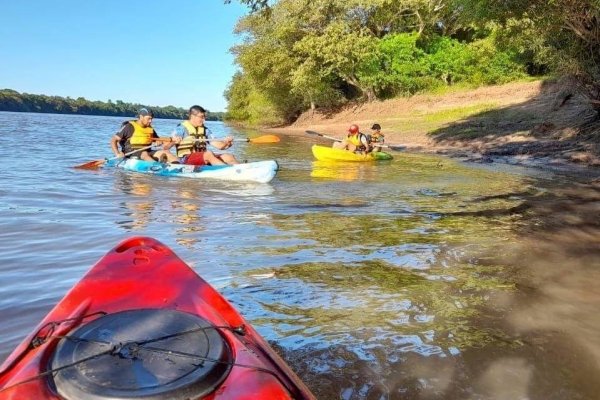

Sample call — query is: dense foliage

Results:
[224,0,529,125]
[225,0,600,126]
[457,0,600,115]
[0,89,225,121]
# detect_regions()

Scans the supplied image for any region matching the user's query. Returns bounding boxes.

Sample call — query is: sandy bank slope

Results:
[269,80,600,168]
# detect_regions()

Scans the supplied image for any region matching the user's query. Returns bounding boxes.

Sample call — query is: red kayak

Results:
[0,237,315,400]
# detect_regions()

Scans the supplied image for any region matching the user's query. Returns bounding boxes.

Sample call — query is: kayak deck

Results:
[0,237,315,400]
[311,145,393,162]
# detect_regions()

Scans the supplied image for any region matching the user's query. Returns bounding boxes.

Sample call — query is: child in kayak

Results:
[369,123,385,152]
[333,124,372,154]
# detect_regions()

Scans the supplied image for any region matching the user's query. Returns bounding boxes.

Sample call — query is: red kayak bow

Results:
[0,237,315,400]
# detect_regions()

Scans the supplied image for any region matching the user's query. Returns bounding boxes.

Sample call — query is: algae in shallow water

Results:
[240,255,518,353]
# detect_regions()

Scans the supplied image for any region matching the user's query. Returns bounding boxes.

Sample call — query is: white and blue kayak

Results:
[106,158,278,183]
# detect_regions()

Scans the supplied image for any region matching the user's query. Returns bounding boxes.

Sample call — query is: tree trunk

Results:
[365,88,377,102]
[345,75,377,102]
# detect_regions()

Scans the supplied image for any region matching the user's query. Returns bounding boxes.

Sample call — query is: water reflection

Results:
[170,186,203,248]
[311,161,362,181]
[203,182,275,197]
[113,172,156,230]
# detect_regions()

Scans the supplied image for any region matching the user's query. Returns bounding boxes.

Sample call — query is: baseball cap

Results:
[371,123,381,130]
[138,108,154,117]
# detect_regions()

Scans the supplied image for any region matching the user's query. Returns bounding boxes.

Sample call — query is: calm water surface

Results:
[1,111,599,399]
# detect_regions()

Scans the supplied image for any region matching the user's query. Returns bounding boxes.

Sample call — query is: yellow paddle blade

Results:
[248,135,280,143]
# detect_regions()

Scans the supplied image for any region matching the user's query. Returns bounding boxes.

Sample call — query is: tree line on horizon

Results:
[225,0,600,127]
[0,89,225,121]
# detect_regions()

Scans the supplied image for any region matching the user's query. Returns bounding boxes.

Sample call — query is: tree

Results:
[230,3,307,123]
[294,21,380,101]
[0,89,194,119]
[456,0,600,116]
[225,0,536,125]
[225,0,271,13]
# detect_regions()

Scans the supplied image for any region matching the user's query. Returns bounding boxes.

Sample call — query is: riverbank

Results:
[268,80,600,170]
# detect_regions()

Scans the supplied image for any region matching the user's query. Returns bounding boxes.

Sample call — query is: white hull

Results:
[108,158,278,183]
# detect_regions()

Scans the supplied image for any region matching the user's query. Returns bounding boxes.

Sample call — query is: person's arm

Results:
[110,135,123,157]
[162,128,179,150]
[110,123,131,157]
[149,130,162,147]
[206,128,233,150]
[345,140,357,152]
[340,135,351,150]
[211,137,233,150]
[361,133,372,153]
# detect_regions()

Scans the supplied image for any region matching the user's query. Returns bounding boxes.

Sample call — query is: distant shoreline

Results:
[0,109,223,121]
[0,89,225,121]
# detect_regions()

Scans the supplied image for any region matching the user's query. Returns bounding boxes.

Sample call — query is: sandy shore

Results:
[263,80,600,172]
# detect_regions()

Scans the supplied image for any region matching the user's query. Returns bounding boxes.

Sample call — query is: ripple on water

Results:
[3,112,597,399]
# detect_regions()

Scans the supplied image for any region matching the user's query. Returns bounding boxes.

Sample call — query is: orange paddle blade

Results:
[73,159,106,169]
[248,135,280,143]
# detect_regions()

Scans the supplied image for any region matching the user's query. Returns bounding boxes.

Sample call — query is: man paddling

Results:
[110,108,178,163]
[169,105,240,165]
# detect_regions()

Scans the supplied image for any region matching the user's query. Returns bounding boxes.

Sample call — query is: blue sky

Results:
[0,1,249,112]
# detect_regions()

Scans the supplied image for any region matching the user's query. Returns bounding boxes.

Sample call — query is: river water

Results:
[0,111,599,399]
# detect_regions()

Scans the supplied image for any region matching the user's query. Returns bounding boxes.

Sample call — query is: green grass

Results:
[424,103,500,124]
[381,104,502,137]
[425,76,549,96]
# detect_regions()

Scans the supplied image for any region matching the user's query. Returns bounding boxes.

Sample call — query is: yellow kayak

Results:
[311,145,393,162]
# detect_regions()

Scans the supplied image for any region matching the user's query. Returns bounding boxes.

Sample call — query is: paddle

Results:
[241,134,280,143]
[305,130,406,151]
[73,135,279,169]
[150,134,280,144]
[73,144,156,169]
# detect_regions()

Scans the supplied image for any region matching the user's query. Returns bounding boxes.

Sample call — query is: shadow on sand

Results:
[428,80,600,165]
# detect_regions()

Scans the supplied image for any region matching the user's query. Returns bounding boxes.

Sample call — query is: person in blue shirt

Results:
[169,105,240,165]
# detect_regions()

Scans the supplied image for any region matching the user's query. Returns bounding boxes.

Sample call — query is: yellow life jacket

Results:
[347,133,368,151]
[128,120,155,149]
[176,121,207,158]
